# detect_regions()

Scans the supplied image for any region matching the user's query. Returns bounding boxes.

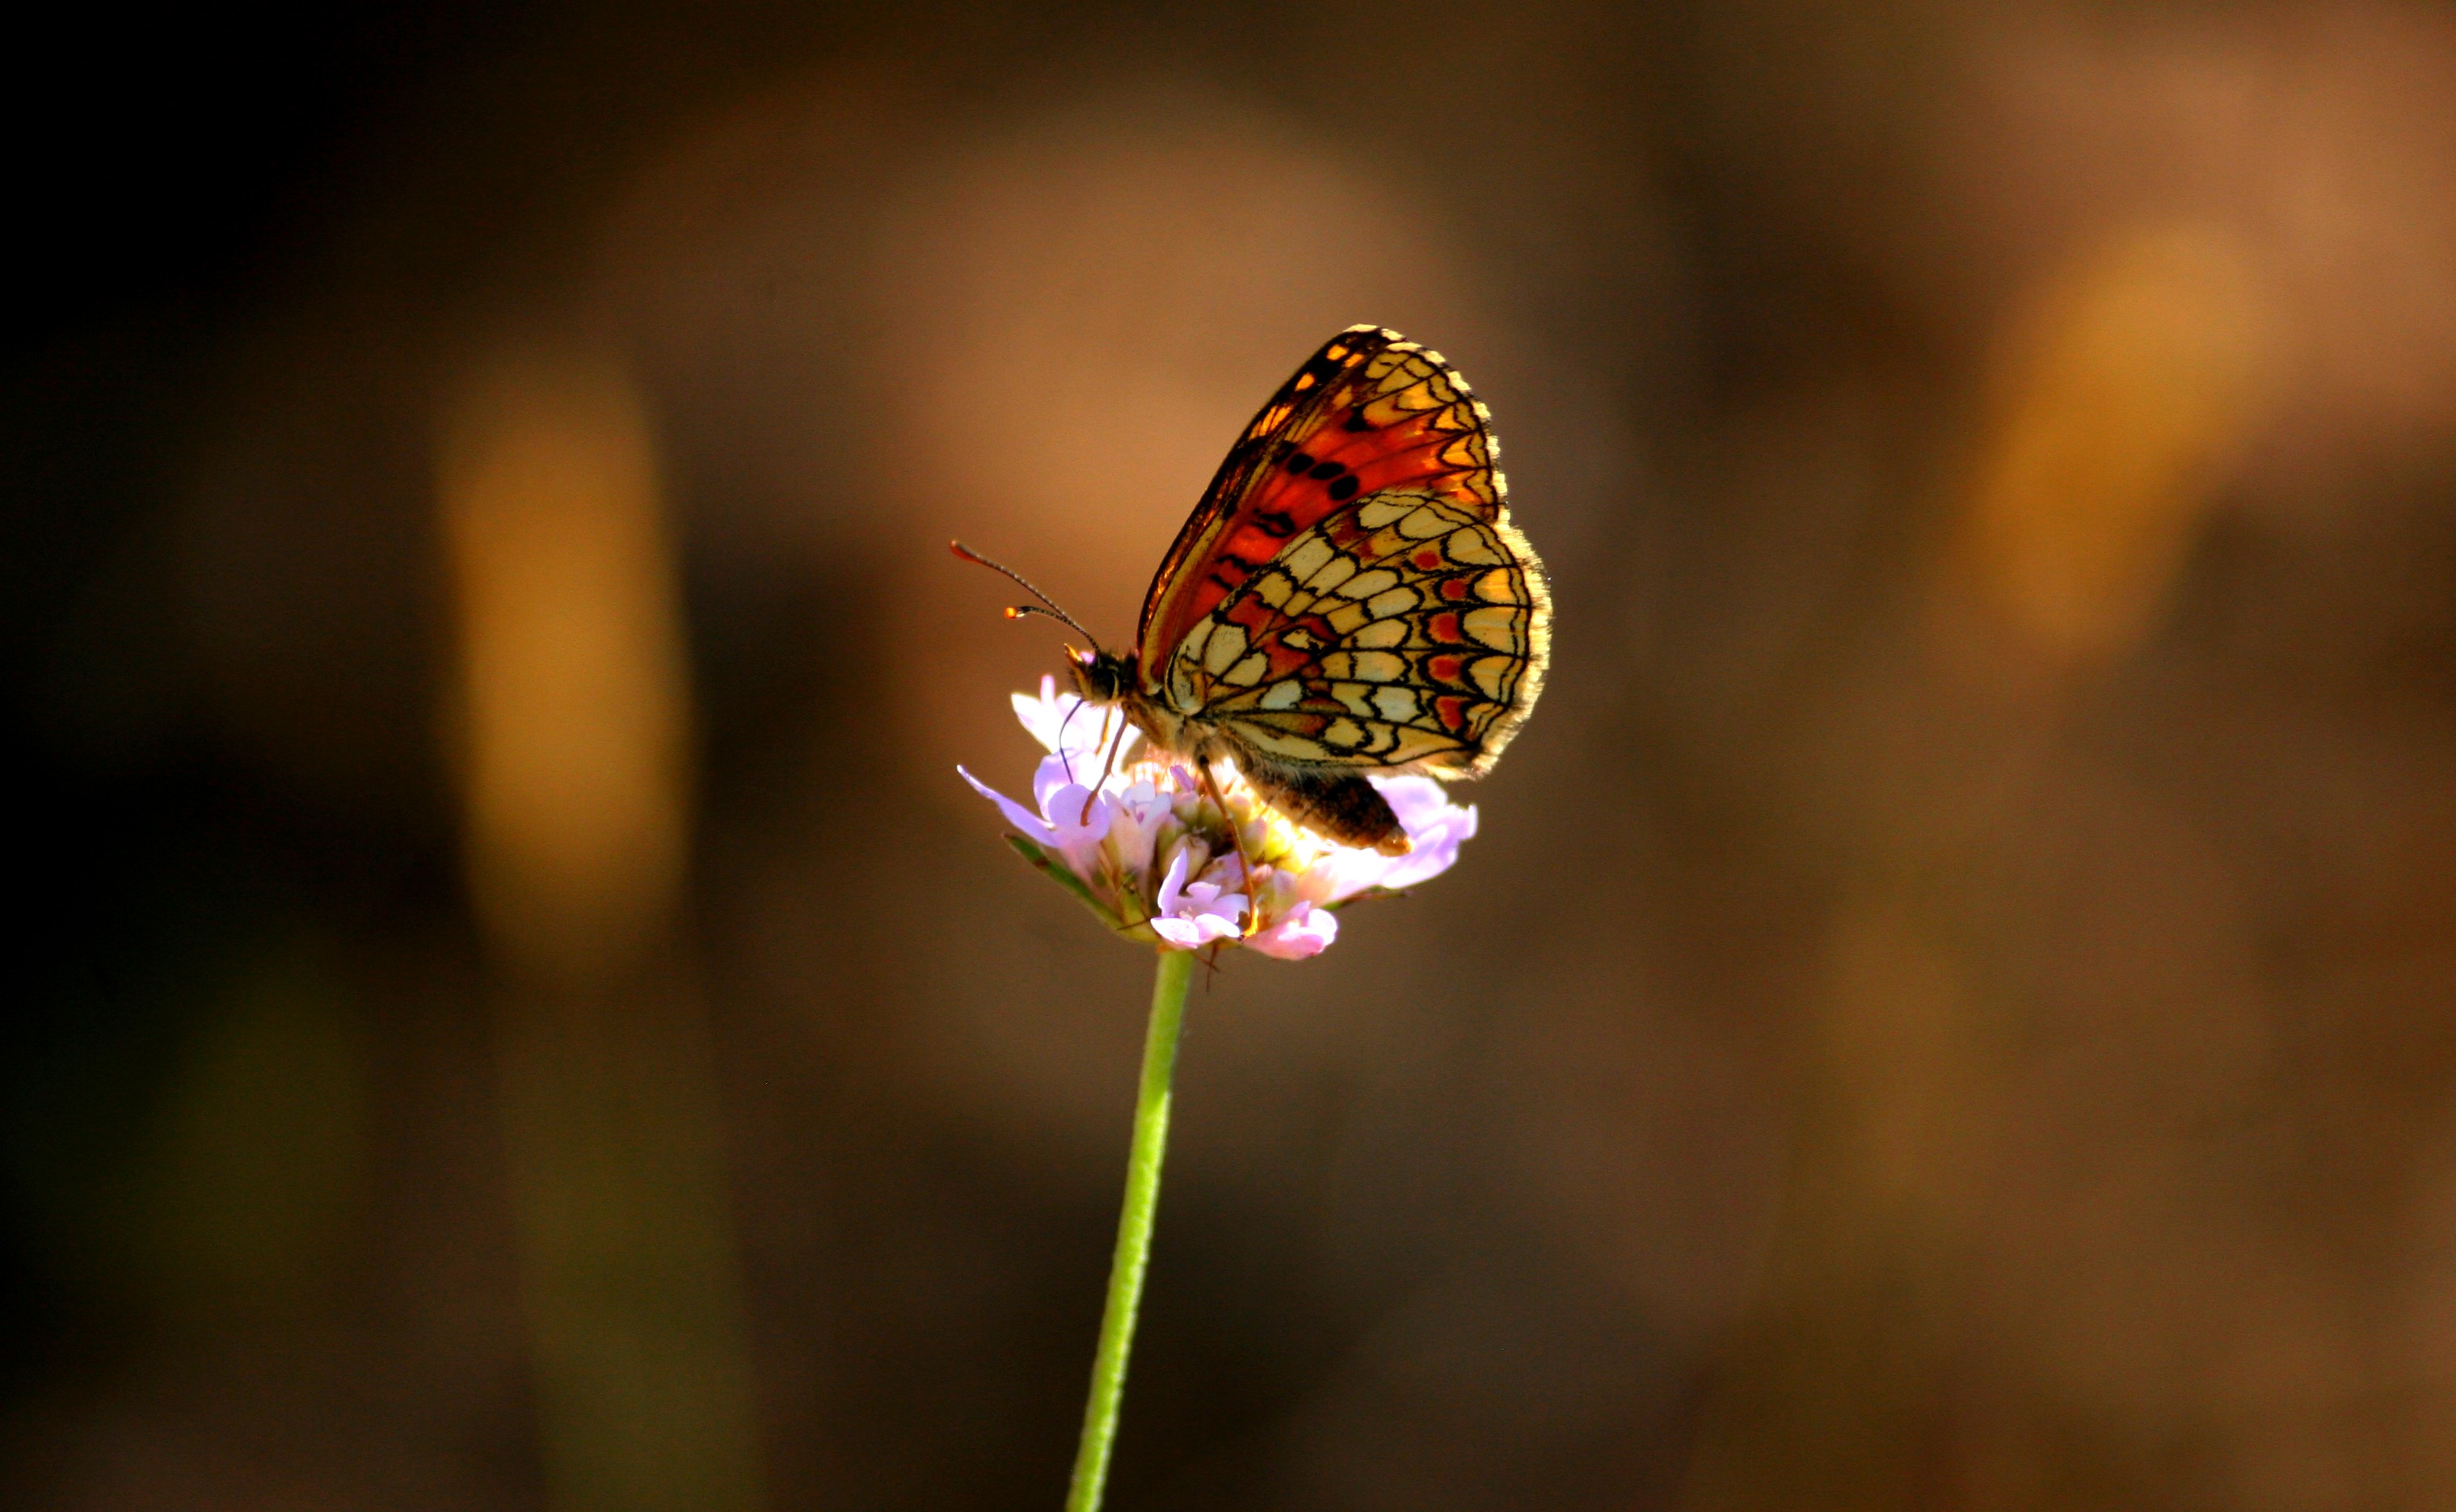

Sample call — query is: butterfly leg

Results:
[1197,758,1262,937]
[1076,707,1127,827]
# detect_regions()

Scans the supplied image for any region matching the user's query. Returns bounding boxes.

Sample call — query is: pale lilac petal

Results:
[1380,774,1477,842]
[1154,845,1197,919]
[1151,846,1249,946]
[1151,912,1241,949]
[1183,888,1248,932]
[1088,705,1141,766]
[1013,678,1116,767]
[1030,752,1072,813]
[1248,901,1338,959]
[975,684,1483,955]
[1105,784,1173,880]
[1013,677,1141,771]
[1152,853,1236,943]
[1009,676,1070,752]
[1314,850,1401,904]
[1203,849,1249,895]
[965,764,1114,886]
[1320,777,1474,898]
[1039,783,1114,874]
[1032,730,1140,811]
[1052,707,1128,774]
[959,765,1059,846]
[1036,749,1124,816]
[1171,902,1247,943]
[1148,916,1204,947]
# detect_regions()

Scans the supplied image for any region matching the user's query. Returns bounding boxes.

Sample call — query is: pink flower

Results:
[960,678,1475,958]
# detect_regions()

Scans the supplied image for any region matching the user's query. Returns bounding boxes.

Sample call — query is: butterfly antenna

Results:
[949,541,1100,646]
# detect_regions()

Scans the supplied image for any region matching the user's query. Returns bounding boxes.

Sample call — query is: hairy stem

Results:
[1064,947,1194,1512]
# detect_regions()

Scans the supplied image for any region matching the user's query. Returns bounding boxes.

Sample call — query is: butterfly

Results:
[957,325,1550,857]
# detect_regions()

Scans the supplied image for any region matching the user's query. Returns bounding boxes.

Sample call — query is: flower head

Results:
[960,678,1476,958]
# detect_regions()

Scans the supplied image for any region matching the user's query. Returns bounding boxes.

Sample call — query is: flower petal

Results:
[1105,781,1173,881]
[1151,912,1241,949]
[1247,900,1338,959]
[1040,782,1114,874]
[959,764,1059,847]
[1153,845,1193,919]
[1033,752,1093,815]
[1013,677,1141,773]
[976,684,1480,958]
[1304,777,1475,902]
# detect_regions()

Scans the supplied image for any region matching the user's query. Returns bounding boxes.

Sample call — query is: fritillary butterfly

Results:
[958,325,1551,856]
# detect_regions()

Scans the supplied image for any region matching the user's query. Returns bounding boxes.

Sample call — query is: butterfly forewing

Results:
[1136,326,1509,664]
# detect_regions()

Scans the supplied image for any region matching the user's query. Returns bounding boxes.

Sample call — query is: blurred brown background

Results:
[10,2,2456,1507]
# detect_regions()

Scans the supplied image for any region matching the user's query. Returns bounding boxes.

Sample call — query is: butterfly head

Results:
[1067,645,1135,706]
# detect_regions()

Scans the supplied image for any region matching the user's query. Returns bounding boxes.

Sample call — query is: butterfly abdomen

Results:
[1236,762,1410,856]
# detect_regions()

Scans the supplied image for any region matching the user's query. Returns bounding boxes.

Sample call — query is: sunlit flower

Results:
[960,678,1475,958]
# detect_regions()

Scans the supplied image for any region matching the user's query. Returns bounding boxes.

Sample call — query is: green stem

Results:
[1065,947,1195,1512]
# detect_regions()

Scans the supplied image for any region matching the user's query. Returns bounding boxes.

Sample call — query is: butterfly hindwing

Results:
[1161,486,1548,779]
